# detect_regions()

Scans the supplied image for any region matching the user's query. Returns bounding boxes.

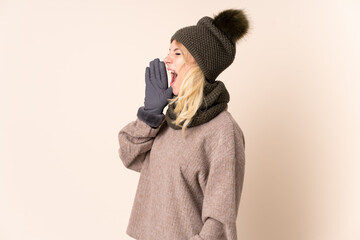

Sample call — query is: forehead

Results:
[169,40,182,51]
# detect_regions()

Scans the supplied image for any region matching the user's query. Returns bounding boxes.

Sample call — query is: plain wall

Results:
[1,0,359,239]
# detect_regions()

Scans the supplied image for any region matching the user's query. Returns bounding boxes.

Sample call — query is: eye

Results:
[175,52,181,55]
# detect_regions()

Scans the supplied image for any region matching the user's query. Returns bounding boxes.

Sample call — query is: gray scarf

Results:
[165,80,230,129]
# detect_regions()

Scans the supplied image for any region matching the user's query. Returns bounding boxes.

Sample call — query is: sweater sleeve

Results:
[190,121,246,240]
[118,118,165,172]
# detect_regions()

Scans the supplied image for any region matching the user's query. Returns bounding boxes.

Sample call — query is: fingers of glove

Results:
[145,67,151,86]
[153,58,160,81]
[149,59,158,83]
[159,61,168,89]
[145,66,150,84]
[145,67,156,92]
[152,58,165,90]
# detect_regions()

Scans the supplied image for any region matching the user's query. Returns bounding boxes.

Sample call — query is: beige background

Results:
[1,0,359,239]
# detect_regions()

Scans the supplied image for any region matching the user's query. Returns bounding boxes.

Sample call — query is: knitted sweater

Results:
[118,110,245,240]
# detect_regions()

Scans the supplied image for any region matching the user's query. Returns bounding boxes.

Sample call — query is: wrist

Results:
[137,107,165,128]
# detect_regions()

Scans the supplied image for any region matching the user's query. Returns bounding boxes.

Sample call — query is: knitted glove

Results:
[137,58,173,128]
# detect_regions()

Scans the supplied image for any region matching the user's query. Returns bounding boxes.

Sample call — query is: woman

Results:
[118,9,249,240]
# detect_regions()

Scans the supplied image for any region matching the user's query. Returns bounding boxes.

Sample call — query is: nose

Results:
[164,54,171,65]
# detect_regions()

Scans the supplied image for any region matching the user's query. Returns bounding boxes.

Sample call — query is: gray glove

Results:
[137,58,173,128]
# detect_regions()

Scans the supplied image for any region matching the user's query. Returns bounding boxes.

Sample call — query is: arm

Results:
[191,122,246,240]
[118,58,173,172]
[118,118,165,172]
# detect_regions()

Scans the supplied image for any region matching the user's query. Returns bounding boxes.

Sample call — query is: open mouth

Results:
[170,71,178,86]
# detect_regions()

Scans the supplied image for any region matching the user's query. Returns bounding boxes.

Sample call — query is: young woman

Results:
[118,9,249,240]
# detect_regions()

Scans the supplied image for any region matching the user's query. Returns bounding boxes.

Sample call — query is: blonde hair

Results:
[169,65,205,136]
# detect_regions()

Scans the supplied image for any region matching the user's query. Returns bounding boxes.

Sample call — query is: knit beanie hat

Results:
[171,9,249,83]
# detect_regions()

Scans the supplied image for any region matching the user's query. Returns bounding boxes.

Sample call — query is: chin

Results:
[172,88,178,96]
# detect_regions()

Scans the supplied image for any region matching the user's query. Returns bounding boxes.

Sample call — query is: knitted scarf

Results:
[165,80,230,130]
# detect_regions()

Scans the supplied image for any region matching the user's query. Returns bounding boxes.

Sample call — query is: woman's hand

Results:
[143,58,173,114]
[137,58,174,128]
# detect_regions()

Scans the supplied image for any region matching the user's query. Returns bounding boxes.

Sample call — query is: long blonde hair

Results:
[169,64,205,136]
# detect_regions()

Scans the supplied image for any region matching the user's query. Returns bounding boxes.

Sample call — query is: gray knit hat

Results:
[171,9,249,83]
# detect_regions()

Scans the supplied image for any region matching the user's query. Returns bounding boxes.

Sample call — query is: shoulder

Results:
[205,110,244,138]
[197,110,245,155]
[199,110,246,166]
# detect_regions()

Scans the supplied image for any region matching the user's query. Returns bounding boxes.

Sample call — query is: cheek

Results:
[176,77,183,87]
[174,57,186,69]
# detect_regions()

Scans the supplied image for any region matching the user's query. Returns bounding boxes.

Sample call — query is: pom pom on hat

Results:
[213,9,249,43]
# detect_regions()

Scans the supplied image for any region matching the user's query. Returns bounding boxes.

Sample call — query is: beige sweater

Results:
[118,110,245,240]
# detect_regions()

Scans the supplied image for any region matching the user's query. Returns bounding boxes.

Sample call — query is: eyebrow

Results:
[169,48,180,52]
